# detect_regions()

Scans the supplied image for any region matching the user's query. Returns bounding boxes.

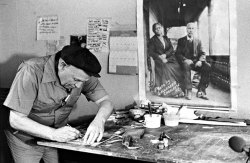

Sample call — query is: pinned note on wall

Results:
[37,15,60,40]
[108,36,138,75]
[87,18,110,53]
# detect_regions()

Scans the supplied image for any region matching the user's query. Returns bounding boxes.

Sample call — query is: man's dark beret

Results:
[60,45,101,77]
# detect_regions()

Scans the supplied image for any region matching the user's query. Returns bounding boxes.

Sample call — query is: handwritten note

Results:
[87,18,110,52]
[37,15,60,40]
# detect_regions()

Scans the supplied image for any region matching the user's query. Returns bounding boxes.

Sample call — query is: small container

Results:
[163,113,180,127]
[144,114,161,128]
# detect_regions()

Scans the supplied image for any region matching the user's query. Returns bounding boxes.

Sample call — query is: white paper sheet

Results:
[37,15,60,40]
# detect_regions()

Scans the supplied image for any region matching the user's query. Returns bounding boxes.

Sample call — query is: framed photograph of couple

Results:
[137,0,237,111]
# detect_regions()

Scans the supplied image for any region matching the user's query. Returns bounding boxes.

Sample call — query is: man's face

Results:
[58,58,90,90]
[154,24,164,36]
[186,23,196,38]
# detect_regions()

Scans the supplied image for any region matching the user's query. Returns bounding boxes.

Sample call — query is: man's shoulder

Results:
[23,55,51,70]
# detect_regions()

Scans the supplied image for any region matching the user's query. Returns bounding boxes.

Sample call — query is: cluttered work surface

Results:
[38,104,250,163]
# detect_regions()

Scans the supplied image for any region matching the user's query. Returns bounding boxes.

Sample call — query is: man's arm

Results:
[197,39,206,60]
[194,39,206,67]
[9,110,81,142]
[83,98,114,145]
[81,78,114,145]
[93,98,114,127]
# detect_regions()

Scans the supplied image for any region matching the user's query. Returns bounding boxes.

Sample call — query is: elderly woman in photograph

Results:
[148,23,184,97]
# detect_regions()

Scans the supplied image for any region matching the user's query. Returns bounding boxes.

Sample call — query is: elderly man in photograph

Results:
[176,22,211,100]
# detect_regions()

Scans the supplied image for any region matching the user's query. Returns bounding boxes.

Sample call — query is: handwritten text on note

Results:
[37,15,60,40]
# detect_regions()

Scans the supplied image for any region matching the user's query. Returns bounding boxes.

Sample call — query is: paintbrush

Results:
[176,105,183,115]
[148,102,152,117]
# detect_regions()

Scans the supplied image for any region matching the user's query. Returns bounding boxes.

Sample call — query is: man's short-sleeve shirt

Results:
[4,54,108,128]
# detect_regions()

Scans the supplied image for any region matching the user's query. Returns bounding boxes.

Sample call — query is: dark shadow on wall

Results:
[0,53,37,88]
[0,88,13,163]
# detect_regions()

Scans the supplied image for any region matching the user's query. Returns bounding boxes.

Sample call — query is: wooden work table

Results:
[37,120,250,163]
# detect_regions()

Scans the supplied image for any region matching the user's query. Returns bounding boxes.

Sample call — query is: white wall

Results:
[0,0,138,123]
[236,0,250,118]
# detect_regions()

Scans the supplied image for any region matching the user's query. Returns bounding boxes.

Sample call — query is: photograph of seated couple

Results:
[148,22,211,100]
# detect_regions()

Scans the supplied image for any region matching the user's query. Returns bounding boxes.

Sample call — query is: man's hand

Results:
[81,99,113,145]
[82,119,104,145]
[51,126,81,142]
[195,61,202,67]
[9,110,82,142]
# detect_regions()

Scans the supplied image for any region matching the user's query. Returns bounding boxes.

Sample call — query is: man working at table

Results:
[3,45,114,163]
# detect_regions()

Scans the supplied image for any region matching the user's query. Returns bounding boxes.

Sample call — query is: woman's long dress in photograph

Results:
[148,35,184,97]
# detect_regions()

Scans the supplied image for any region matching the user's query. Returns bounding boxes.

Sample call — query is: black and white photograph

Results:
[139,0,237,110]
[1,0,250,163]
